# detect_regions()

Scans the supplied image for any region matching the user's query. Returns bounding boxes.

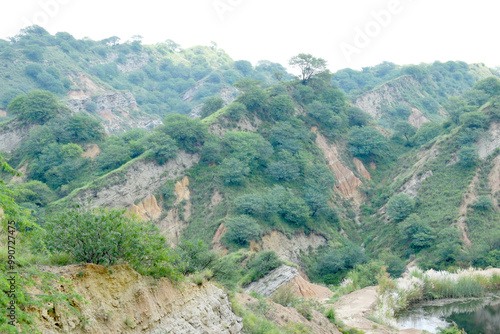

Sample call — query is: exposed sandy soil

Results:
[333,286,423,334]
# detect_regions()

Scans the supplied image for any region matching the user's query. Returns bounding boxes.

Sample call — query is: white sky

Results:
[1,0,499,72]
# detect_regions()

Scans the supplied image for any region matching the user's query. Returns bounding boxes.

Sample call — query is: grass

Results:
[371,267,500,328]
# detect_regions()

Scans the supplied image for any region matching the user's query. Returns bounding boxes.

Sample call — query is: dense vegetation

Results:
[1,27,500,333]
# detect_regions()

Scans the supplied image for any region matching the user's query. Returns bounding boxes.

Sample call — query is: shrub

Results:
[348,126,389,159]
[224,215,262,246]
[220,158,250,185]
[458,146,479,168]
[245,251,281,283]
[201,96,224,118]
[8,90,65,124]
[271,284,297,306]
[161,114,208,152]
[234,193,265,216]
[473,195,494,211]
[269,94,294,120]
[43,207,179,279]
[386,194,414,222]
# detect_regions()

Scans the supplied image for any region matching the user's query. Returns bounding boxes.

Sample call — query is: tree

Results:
[394,121,417,144]
[234,60,253,75]
[141,132,179,165]
[386,193,415,222]
[289,54,327,84]
[473,77,500,97]
[224,215,262,246]
[234,193,266,217]
[161,114,208,152]
[399,214,435,250]
[220,158,250,185]
[458,146,479,168]
[279,192,310,226]
[347,106,372,127]
[44,207,179,278]
[267,152,300,182]
[201,96,224,118]
[60,114,105,143]
[226,102,246,121]
[269,94,295,121]
[236,86,268,112]
[411,122,443,145]
[8,90,65,124]
[348,126,389,159]
[23,45,44,62]
[96,144,132,171]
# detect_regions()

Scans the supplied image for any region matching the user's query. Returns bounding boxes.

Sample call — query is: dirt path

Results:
[333,286,422,334]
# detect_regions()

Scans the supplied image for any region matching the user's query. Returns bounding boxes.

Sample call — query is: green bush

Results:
[161,114,208,152]
[386,194,415,222]
[245,251,281,283]
[8,90,66,124]
[43,207,179,279]
[201,96,224,118]
[224,215,262,246]
[220,158,250,185]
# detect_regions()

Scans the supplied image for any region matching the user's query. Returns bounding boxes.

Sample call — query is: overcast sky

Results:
[1,0,499,72]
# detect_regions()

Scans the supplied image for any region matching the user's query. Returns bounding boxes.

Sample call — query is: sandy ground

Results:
[333,286,423,334]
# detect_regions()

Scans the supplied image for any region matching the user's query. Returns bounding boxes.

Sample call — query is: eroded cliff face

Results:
[478,121,500,159]
[250,231,327,264]
[0,121,33,153]
[74,152,199,209]
[32,264,243,334]
[66,74,162,134]
[354,76,423,119]
[312,128,365,203]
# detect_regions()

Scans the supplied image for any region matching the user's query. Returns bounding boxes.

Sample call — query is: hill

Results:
[1,27,500,334]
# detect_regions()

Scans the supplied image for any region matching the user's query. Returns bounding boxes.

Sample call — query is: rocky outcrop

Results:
[408,108,430,128]
[74,152,199,209]
[117,52,149,73]
[33,264,242,334]
[128,195,162,221]
[0,121,33,153]
[157,176,193,245]
[209,115,262,136]
[489,155,500,208]
[399,171,433,198]
[245,265,299,297]
[250,231,327,264]
[456,170,480,246]
[354,76,423,119]
[0,109,7,117]
[354,158,371,180]
[478,122,500,159]
[312,128,364,203]
[66,76,161,134]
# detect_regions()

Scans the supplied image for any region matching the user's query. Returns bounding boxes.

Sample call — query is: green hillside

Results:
[1,28,500,334]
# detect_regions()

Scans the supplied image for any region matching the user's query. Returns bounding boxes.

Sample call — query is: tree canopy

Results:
[289,54,327,84]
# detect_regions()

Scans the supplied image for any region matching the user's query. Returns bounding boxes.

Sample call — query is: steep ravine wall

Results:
[32,264,243,334]
[73,152,199,209]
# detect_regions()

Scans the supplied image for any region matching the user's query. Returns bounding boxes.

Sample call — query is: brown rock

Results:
[313,128,364,203]
[289,275,333,302]
[408,108,430,128]
[354,158,371,180]
[128,195,162,221]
